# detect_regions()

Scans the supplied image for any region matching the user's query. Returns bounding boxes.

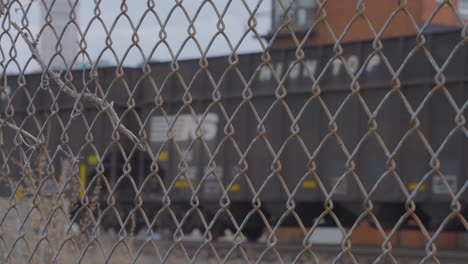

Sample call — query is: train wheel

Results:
[243,225,264,242]
[209,224,226,240]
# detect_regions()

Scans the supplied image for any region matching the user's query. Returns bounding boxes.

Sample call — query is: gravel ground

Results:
[56,232,468,264]
[1,197,466,264]
[2,229,468,263]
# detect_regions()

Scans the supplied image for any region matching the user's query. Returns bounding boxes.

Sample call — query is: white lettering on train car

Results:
[432,174,457,195]
[258,65,271,81]
[332,59,342,75]
[150,113,219,142]
[366,55,381,72]
[203,166,224,194]
[0,85,11,102]
[331,176,347,195]
[303,59,318,77]
[258,54,381,81]
[347,55,359,74]
[259,63,284,81]
[332,56,360,75]
[289,63,300,79]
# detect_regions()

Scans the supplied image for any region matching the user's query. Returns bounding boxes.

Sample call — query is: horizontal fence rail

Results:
[0,0,467,263]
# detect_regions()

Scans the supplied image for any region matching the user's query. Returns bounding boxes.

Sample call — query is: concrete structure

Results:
[40,0,79,70]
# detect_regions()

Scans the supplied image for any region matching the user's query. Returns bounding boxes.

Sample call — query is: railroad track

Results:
[130,239,468,263]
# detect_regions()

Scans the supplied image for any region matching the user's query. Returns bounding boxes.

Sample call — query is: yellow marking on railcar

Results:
[158,151,169,161]
[15,184,23,199]
[87,155,98,165]
[174,181,190,188]
[80,164,87,198]
[229,184,241,192]
[408,183,426,191]
[302,180,317,189]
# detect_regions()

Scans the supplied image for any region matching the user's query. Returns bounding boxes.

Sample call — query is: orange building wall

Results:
[270,0,463,49]
[422,0,461,25]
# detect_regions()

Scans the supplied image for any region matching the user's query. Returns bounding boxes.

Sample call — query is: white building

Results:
[40,0,79,70]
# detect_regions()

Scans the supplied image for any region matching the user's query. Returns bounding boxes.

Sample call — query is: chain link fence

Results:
[0,0,467,263]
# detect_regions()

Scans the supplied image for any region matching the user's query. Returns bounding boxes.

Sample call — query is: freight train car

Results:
[1,29,466,240]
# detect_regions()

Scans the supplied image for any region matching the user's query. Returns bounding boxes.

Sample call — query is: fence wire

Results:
[0,0,467,263]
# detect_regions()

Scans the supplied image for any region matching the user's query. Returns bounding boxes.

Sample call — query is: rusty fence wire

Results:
[0,0,467,263]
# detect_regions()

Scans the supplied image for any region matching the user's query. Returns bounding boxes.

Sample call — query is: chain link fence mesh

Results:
[0,0,467,263]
